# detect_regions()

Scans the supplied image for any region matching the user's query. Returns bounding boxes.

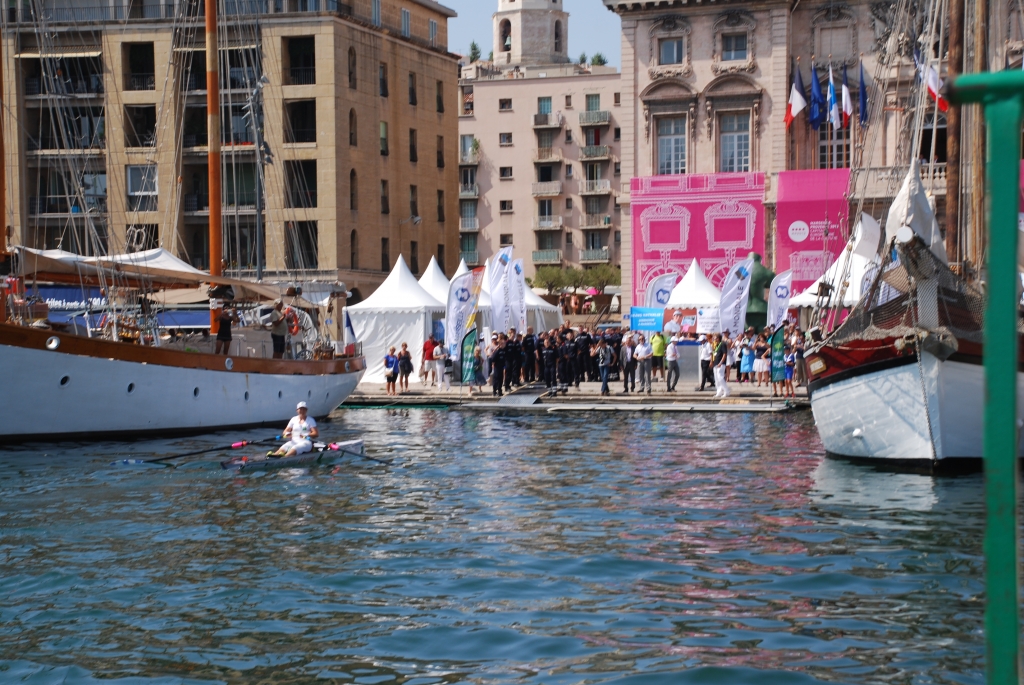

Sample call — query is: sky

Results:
[444,0,622,68]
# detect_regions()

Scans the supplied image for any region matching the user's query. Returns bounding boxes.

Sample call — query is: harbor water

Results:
[0,409,986,684]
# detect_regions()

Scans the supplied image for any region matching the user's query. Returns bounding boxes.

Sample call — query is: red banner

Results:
[775,169,851,294]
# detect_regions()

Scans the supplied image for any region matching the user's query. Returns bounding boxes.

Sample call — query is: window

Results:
[538,97,552,115]
[409,128,418,162]
[350,229,358,269]
[381,237,389,271]
[408,72,417,106]
[349,109,357,146]
[614,162,621,176]
[127,164,158,211]
[286,36,316,85]
[499,20,512,53]
[285,100,316,143]
[659,38,684,65]
[124,43,155,91]
[500,200,513,213]
[409,184,418,217]
[565,198,573,210]
[586,128,601,146]
[429,20,438,47]
[499,98,512,111]
[461,233,478,253]
[350,169,358,210]
[538,165,554,183]
[614,127,621,141]
[819,125,852,169]
[565,95,572,108]
[285,221,318,270]
[500,234,513,246]
[372,0,381,26]
[615,230,621,245]
[538,199,553,219]
[554,20,563,53]
[564,232,572,248]
[437,190,445,221]
[285,160,317,208]
[437,80,445,112]
[586,94,601,112]
[379,63,388,97]
[537,231,558,250]
[380,180,390,214]
[460,134,475,160]
[437,135,445,168]
[565,163,573,179]
[499,132,512,146]
[500,166,513,179]
[437,244,445,273]
[566,129,573,144]
[586,231,604,250]
[348,47,357,89]
[380,121,389,155]
[461,199,477,221]
[410,241,419,273]
[401,8,411,37]
[461,85,473,115]
[719,112,750,172]
[125,105,156,147]
[722,33,748,61]
[657,117,687,175]
[614,92,621,106]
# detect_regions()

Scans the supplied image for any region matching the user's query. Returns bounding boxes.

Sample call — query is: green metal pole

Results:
[948,70,1024,685]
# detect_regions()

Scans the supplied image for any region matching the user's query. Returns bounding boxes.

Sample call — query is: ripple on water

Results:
[0,410,988,684]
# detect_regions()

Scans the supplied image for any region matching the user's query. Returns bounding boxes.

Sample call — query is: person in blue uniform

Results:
[489,336,507,397]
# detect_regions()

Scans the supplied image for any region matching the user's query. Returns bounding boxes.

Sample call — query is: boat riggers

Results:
[221,438,389,471]
[113,436,282,466]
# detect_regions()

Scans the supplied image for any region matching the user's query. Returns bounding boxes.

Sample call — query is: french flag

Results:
[785,65,808,129]
[925,65,950,112]
[841,65,854,127]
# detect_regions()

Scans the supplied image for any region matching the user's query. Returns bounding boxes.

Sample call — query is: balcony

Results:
[28,195,106,215]
[532,112,563,129]
[579,110,611,127]
[532,215,564,231]
[459,183,479,198]
[580,247,611,263]
[532,249,563,264]
[580,179,612,195]
[126,73,155,91]
[580,145,611,161]
[288,67,315,85]
[459,217,480,232]
[857,164,947,198]
[460,250,480,266]
[533,147,563,163]
[459,149,480,165]
[581,213,612,229]
[531,181,562,197]
[25,74,104,97]
[183,132,209,148]
[27,136,105,153]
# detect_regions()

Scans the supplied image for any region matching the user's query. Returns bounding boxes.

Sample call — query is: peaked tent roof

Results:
[453,259,470,278]
[348,254,444,311]
[790,242,877,308]
[417,255,451,303]
[666,259,722,308]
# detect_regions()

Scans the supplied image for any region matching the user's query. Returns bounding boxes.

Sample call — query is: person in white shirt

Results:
[697,335,715,391]
[270,402,319,457]
[634,335,653,394]
[434,342,451,392]
[665,334,680,391]
[723,330,736,382]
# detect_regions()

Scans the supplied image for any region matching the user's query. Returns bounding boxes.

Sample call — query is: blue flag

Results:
[858,61,868,125]
[809,63,825,131]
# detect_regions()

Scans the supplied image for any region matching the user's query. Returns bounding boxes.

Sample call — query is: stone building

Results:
[1,0,459,302]
[457,0,624,278]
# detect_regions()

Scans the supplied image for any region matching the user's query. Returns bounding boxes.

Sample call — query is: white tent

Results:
[346,255,445,384]
[666,259,722,308]
[417,255,451,303]
[790,242,877,308]
[452,259,470,279]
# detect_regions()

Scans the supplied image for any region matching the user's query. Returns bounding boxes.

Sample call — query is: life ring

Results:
[285,307,301,336]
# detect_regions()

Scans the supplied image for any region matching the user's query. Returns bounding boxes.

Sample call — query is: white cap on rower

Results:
[296,401,307,409]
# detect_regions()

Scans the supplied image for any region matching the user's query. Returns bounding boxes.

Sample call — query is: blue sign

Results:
[630,307,664,331]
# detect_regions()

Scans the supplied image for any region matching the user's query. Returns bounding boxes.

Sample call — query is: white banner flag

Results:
[446,268,485,360]
[718,257,755,335]
[510,258,528,333]
[696,306,721,334]
[645,272,679,308]
[767,270,794,331]
[489,246,514,334]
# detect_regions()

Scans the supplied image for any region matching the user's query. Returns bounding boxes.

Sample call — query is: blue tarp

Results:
[30,285,105,311]
[156,310,210,328]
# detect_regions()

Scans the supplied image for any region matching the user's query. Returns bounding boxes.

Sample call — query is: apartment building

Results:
[1,0,459,301]
[457,0,623,278]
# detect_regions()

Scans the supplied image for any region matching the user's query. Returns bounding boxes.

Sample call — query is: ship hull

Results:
[0,323,364,440]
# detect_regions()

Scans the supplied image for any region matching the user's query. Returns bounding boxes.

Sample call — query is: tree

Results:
[590,53,608,66]
[532,266,565,294]
[469,41,481,63]
[564,267,588,291]
[488,50,494,63]
[578,52,588,65]
[584,264,621,293]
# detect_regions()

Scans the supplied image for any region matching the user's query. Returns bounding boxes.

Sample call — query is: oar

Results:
[308,440,392,466]
[113,436,282,466]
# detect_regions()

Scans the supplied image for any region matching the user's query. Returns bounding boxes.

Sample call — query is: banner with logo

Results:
[644,272,679,309]
[718,257,755,334]
[767,270,794,331]
[446,267,485,361]
[510,258,528,333]
[776,169,851,294]
[696,306,720,334]
[770,325,787,382]
[489,246,514,334]
[630,307,664,331]
[461,329,479,383]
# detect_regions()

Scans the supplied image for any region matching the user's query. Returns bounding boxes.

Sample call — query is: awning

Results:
[17,49,102,58]
[172,44,260,52]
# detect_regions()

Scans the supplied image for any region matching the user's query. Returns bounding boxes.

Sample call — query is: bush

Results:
[563,267,587,291]
[532,266,565,294]
[584,264,620,293]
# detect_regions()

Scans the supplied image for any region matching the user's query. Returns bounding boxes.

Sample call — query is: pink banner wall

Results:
[775,169,852,294]
[630,173,766,307]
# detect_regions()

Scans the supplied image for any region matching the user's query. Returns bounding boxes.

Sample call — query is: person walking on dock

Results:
[384,347,400,396]
[434,339,451,392]
[421,334,437,386]
[619,335,636,393]
[635,334,653,395]
[697,335,715,391]
[522,327,538,383]
[592,337,616,396]
[713,334,731,398]
[397,342,413,393]
[665,333,680,392]
[650,331,666,383]
[489,336,507,397]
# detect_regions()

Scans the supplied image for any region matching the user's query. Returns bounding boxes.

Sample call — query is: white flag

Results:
[718,257,755,335]
[446,268,484,361]
[767,270,794,331]
[510,258,528,333]
[489,247,514,334]
[645,272,679,308]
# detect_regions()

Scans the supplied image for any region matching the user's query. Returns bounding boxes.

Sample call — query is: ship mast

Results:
[0,21,7,325]
[946,0,963,269]
[206,0,223,331]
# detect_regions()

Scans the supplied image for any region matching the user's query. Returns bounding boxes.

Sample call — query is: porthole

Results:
[225,358,234,371]
[127,383,135,394]
[345,361,351,372]
[277,390,283,399]
[244,391,250,401]
[59,375,70,386]
[193,387,200,398]
[45,336,60,350]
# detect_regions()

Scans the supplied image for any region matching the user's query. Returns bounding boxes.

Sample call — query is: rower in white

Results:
[270,402,320,457]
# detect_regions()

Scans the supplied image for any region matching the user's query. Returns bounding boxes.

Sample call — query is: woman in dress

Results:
[753,334,770,387]
[739,339,754,383]
[384,346,400,396]
[397,342,413,393]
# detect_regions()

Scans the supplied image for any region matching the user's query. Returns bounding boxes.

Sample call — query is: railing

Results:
[459,149,480,164]
[532,215,563,230]
[25,76,103,96]
[288,67,315,85]
[531,181,562,196]
[27,135,105,152]
[181,73,201,92]
[579,110,611,126]
[29,196,106,215]
[533,112,563,128]
[460,250,479,265]
[459,183,479,198]
[288,190,317,208]
[183,132,208,148]
[534,147,563,163]
[459,217,480,231]
[226,67,259,90]
[580,247,610,262]
[581,213,612,228]
[287,128,316,144]
[225,130,257,145]
[126,73,155,91]
[580,179,612,194]
[225,192,261,209]
[532,249,563,264]
[581,145,611,160]
[858,164,947,198]
[183,194,208,212]
[127,195,158,212]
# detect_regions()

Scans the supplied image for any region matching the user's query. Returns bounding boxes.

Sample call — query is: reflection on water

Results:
[0,410,986,684]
